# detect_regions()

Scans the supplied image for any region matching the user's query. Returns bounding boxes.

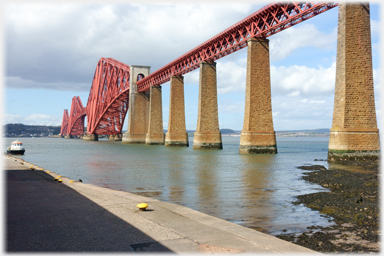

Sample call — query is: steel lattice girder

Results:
[68,96,86,136]
[136,2,338,91]
[60,109,69,136]
[93,90,129,135]
[86,57,130,135]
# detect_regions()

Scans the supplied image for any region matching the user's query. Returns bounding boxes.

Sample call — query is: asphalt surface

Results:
[5,155,318,253]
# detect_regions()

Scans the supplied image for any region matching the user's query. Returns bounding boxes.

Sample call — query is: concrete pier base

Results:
[145,85,165,145]
[239,132,277,154]
[239,38,276,154]
[165,134,189,147]
[165,76,189,147]
[328,130,380,162]
[109,134,122,141]
[193,132,222,150]
[328,3,380,162]
[193,61,222,150]
[122,133,147,144]
[83,134,98,141]
[145,133,165,145]
[328,149,380,163]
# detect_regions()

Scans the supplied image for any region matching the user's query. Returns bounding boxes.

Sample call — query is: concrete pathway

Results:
[5,155,319,253]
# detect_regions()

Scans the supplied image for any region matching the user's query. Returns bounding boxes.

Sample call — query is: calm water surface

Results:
[5,136,335,235]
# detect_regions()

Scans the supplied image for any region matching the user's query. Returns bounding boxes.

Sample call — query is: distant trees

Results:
[4,123,61,137]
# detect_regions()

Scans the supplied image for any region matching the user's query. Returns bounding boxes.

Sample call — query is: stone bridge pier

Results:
[145,85,165,145]
[165,75,189,147]
[240,37,276,154]
[193,61,223,150]
[328,3,380,162]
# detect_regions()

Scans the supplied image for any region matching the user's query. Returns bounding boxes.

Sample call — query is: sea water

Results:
[4,136,334,235]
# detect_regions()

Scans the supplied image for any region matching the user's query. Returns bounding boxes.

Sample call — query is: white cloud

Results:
[288,91,300,97]
[216,58,247,94]
[300,99,326,104]
[271,94,334,130]
[3,114,22,125]
[183,57,247,94]
[271,63,336,98]
[218,100,244,114]
[5,3,257,90]
[373,68,381,99]
[310,100,325,104]
[269,23,337,61]
[370,19,380,36]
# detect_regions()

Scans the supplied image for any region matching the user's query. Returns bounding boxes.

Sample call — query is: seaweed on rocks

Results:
[276,163,380,253]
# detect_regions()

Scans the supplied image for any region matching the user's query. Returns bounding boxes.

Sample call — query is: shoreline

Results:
[277,162,380,253]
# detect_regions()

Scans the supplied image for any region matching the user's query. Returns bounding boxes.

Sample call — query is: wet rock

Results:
[279,163,380,253]
[297,165,327,171]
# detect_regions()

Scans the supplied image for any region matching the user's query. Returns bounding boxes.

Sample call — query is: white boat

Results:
[6,140,26,155]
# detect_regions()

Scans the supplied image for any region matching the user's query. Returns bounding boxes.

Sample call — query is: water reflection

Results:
[86,156,125,189]
[83,141,128,190]
[196,155,219,215]
[164,149,187,204]
[240,154,275,232]
[328,162,374,174]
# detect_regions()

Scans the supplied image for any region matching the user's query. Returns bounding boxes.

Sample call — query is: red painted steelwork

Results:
[60,109,69,136]
[86,58,130,135]
[137,2,338,91]
[68,96,86,136]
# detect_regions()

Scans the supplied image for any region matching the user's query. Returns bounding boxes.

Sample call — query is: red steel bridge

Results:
[60,2,338,137]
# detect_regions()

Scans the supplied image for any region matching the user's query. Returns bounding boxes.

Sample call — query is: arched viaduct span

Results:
[61,2,380,162]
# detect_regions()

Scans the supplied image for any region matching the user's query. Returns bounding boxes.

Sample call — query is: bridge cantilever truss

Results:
[60,109,69,136]
[68,96,86,136]
[86,58,131,135]
[61,2,338,136]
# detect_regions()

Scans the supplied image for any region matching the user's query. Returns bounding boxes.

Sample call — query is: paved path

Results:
[5,155,318,253]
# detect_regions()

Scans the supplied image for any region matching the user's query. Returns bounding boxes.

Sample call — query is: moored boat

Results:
[7,140,26,155]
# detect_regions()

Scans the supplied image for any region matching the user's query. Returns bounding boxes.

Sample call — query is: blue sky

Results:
[3,1,382,132]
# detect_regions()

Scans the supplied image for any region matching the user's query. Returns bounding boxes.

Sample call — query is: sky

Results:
[2,0,383,132]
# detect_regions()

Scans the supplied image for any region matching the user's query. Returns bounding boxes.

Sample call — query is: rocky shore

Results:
[276,162,380,253]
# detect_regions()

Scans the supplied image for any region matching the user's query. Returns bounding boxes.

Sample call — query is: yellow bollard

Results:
[137,203,148,211]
